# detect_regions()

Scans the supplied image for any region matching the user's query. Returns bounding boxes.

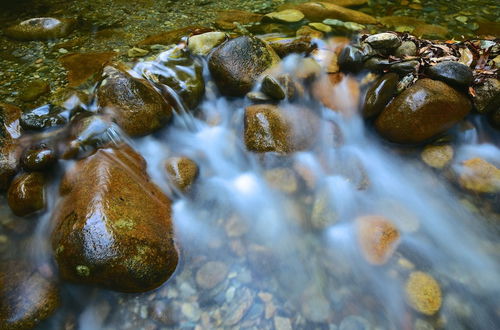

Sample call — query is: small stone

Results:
[4,17,74,40]
[405,271,442,315]
[264,168,297,193]
[7,172,45,216]
[188,32,227,56]
[223,288,254,326]
[274,316,292,330]
[261,75,286,100]
[426,61,473,88]
[390,60,419,74]
[58,48,68,54]
[195,261,228,290]
[265,9,305,23]
[394,40,418,57]
[365,32,401,49]
[309,22,332,33]
[458,158,500,193]
[311,191,337,229]
[356,215,400,265]
[301,292,330,323]
[296,26,324,39]
[414,318,435,330]
[247,91,271,103]
[338,45,363,72]
[362,72,399,119]
[127,47,149,58]
[181,303,201,322]
[20,79,50,102]
[323,18,346,27]
[21,145,57,171]
[421,144,453,169]
[268,37,316,58]
[20,104,67,130]
[165,156,199,192]
[344,22,365,31]
[455,16,468,23]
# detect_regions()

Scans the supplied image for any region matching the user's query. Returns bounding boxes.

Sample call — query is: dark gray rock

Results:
[426,61,473,88]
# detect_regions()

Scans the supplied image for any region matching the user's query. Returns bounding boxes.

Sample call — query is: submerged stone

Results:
[19,79,50,102]
[137,26,212,46]
[0,262,60,329]
[51,145,179,292]
[20,104,67,130]
[268,37,316,58]
[394,40,417,57]
[21,145,57,171]
[188,32,227,56]
[426,61,473,88]
[458,158,500,193]
[265,9,305,23]
[421,144,453,169]
[59,51,117,87]
[0,104,23,190]
[362,73,399,119]
[312,73,360,116]
[165,156,199,192]
[289,2,377,24]
[209,36,279,97]
[4,17,74,41]
[405,271,442,315]
[356,215,400,265]
[473,78,500,114]
[98,65,173,136]
[338,45,363,72]
[7,172,45,217]
[375,79,471,144]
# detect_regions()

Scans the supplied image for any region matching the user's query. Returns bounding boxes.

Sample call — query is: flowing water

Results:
[1,0,500,329]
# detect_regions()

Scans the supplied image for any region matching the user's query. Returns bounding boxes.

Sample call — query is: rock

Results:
[21,145,57,171]
[364,33,401,49]
[51,145,179,292]
[311,191,337,229]
[362,73,399,119]
[296,26,324,39]
[343,21,365,31]
[261,75,286,100]
[490,108,500,129]
[20,79,50,102]
[147,49,205,109]
[274,316,292,330]
[7,172,45,216]
[1,104,22,190]
[20,104,67,130]
[0,103,22,140]
[309,22,332,33]
[301,291,331,323]
[165,156,199,192]
[473,78,500,114]
[375,79,472,144]
[247,91,271,103]
[98,66,173,136]
[244,104,317,153]
[405,271,442,315]
[458,158,500,193]
[426,61,473,88]
[338,45,363,72]
[356,215,400,265]
[59,51,117,87]
[265,9,305,23]
[4,17,74,41]
[264,168,298,193]
[390,60,419,74]
[208,36,279,96]
[188,32,227,56]
[413,24,448,39]
[394,40,417,57]
[0,262,60,329]
[127,47,149,58]
[289,2,377,24]
[364,56,391,72]
[421,144,453,169]
[137,26,212,46]
[215,10,263,30]
[0,143,20,191]
[339,315,371,330]
[312,73,360,116]
[195,261,228,290]
[268,37,316,58]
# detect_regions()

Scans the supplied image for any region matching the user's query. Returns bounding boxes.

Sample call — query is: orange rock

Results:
[312,73,360,117]
[59,51,117,87]
[285,2,377,24]
[405,271,442,315]
[458,158,500,193]
[356,215,400,265]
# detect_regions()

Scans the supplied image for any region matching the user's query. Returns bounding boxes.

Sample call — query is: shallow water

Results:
[1,0,500,329]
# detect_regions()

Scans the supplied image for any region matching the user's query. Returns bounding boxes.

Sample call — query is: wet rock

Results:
[311,191,337,229]
[7,172,45,217]
[339,315,371,330]
[312,73,360,116]
[20,104,67,130]
[375,79,472,144]
[309,22,332,33]
[426,61,473,88]
[473,78,500,114]
[362,73,398,119]
[0,143,20,191]
[4,17,74,40]
[268,37,316,57]
[188,32,227,56]
[458,158,500,193]
[127,47,149,58]
[394,40,417,57]
[390,60,419,74]
[59,51,117,87]
[21,145,57,171]
[137,26,212,46]
[51,145,179,292]
[363,56,391,72]
[265,9,304,23]
[261,75,286,100]
[264,168,298,193]
[247,91,271,103]
[195,261,228,290]
[20,79,50,102]
[98,66,173,136]
[413,24,448,39]
[338,45,363,72]
[209,36,279,97]
[274,316,292,330]
[421,144,453,169]
[405,271,442,315]
[0,262,60,329]
[1,104,23,190]
[150,49,205,109]
[165,156,199,192]
[356,215,400,265]
[296,26,324,40]
[0,103,22,140]
[244,104,317,153]
[290,2,377,24]
[364,32,401,49]
[223,287,254,326]
[215,10,263,30]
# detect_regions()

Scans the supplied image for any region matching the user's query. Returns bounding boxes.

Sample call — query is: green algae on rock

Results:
[51,145,179,292]
[209,36,280,97]
[375,79,471,144]
[97,65,173,136]
[7,172,45,217]
[4,17,74,41]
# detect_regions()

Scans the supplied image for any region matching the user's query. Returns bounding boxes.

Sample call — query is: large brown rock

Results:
[97,66,173,136]
[244,104,318,153]
[285,2,377,24]
[375,79,471,144]
[51,145,179,292]
[208,36,279,97]
[0,262,60,329]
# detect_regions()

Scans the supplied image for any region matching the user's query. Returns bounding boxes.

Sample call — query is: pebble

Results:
[266,9,304,23]
[309,22,332,33]
[426,61,473,88]
[188,31,226,55]
[274,316,292,330]
[421,144,453,169]
[338,45,363,72]
[195,261,228,290]
[181,303,201,321]
[365,32,401,49]
[405,271,442,315]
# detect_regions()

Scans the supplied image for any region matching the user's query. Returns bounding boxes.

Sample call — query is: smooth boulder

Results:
[98,66,173,136]
[208,36,279,97]
[375,79,471,144]
[51,145,179,292]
